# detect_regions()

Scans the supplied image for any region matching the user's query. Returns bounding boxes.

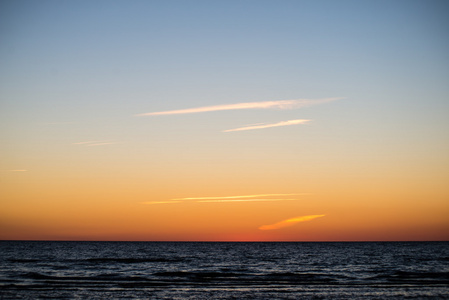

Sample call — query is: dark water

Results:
[0,241,448,299]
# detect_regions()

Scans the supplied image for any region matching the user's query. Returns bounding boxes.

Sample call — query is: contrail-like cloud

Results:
[142,193,309,204]
[259,215,325,230]
[223,119,310,132]
[197,199,299,203]
[136,97,343,116]
[73,141,99,145]
[141,201,181,205]
[73,141,118,147]
[174,194,305,200]
[42,122,75,125]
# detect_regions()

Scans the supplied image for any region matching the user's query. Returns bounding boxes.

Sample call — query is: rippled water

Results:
[1,241,448,299]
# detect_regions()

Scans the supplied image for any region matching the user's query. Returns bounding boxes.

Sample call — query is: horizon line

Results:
[1,239,447,243]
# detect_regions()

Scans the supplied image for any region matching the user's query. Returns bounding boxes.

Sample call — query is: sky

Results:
[1,0,448,241]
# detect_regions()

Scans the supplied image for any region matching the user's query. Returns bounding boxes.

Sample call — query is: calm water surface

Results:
[1,241,448,299]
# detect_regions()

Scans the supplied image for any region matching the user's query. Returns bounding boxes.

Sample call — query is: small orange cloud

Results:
[259,215,325,230]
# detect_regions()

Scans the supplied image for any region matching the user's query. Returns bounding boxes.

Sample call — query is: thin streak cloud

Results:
[141,201,181,205]
[142,194,309,204]
[259,215,325,230]
[42,122,75,125]
[197,198,300,203]
[86,142,118,147]
[223,119,310,132]
[73,141,118,147]
[136,97,342,116]
[73,141,104,145]
[174,194,306,200]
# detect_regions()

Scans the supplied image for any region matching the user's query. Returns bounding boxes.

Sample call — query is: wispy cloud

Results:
[223,119,310,132]
[136,98,343,116]
[42,122,75,125]
[73,141,118,147]
[142,194,309,204]
[141,201,181,205]
[85,142,118,147]
[174,193,304,200]
[259,215,325,230]
[73,141,102,145]
[197,199,299,203]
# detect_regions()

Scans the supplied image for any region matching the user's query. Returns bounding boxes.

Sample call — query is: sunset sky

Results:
[1,0,448,241]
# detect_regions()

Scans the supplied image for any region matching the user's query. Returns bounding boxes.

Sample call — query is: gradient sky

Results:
[1,0,448,241]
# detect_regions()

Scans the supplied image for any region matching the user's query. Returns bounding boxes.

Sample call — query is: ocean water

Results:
[0,241,448,299]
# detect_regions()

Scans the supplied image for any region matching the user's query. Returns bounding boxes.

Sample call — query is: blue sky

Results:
[3,1,448,115]
[2,0,448,153]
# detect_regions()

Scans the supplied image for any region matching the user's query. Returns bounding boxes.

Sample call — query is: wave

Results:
[18,272,145,281]
[8,270,448,287]
[8,259,40,263]
[8,257,187,264]
[85,257,186,263]
[371,271,449,285]
[10,271,344,286]
[154,271,341,285]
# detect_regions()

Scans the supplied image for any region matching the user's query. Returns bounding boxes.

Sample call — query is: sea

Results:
[0,241,448,299]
